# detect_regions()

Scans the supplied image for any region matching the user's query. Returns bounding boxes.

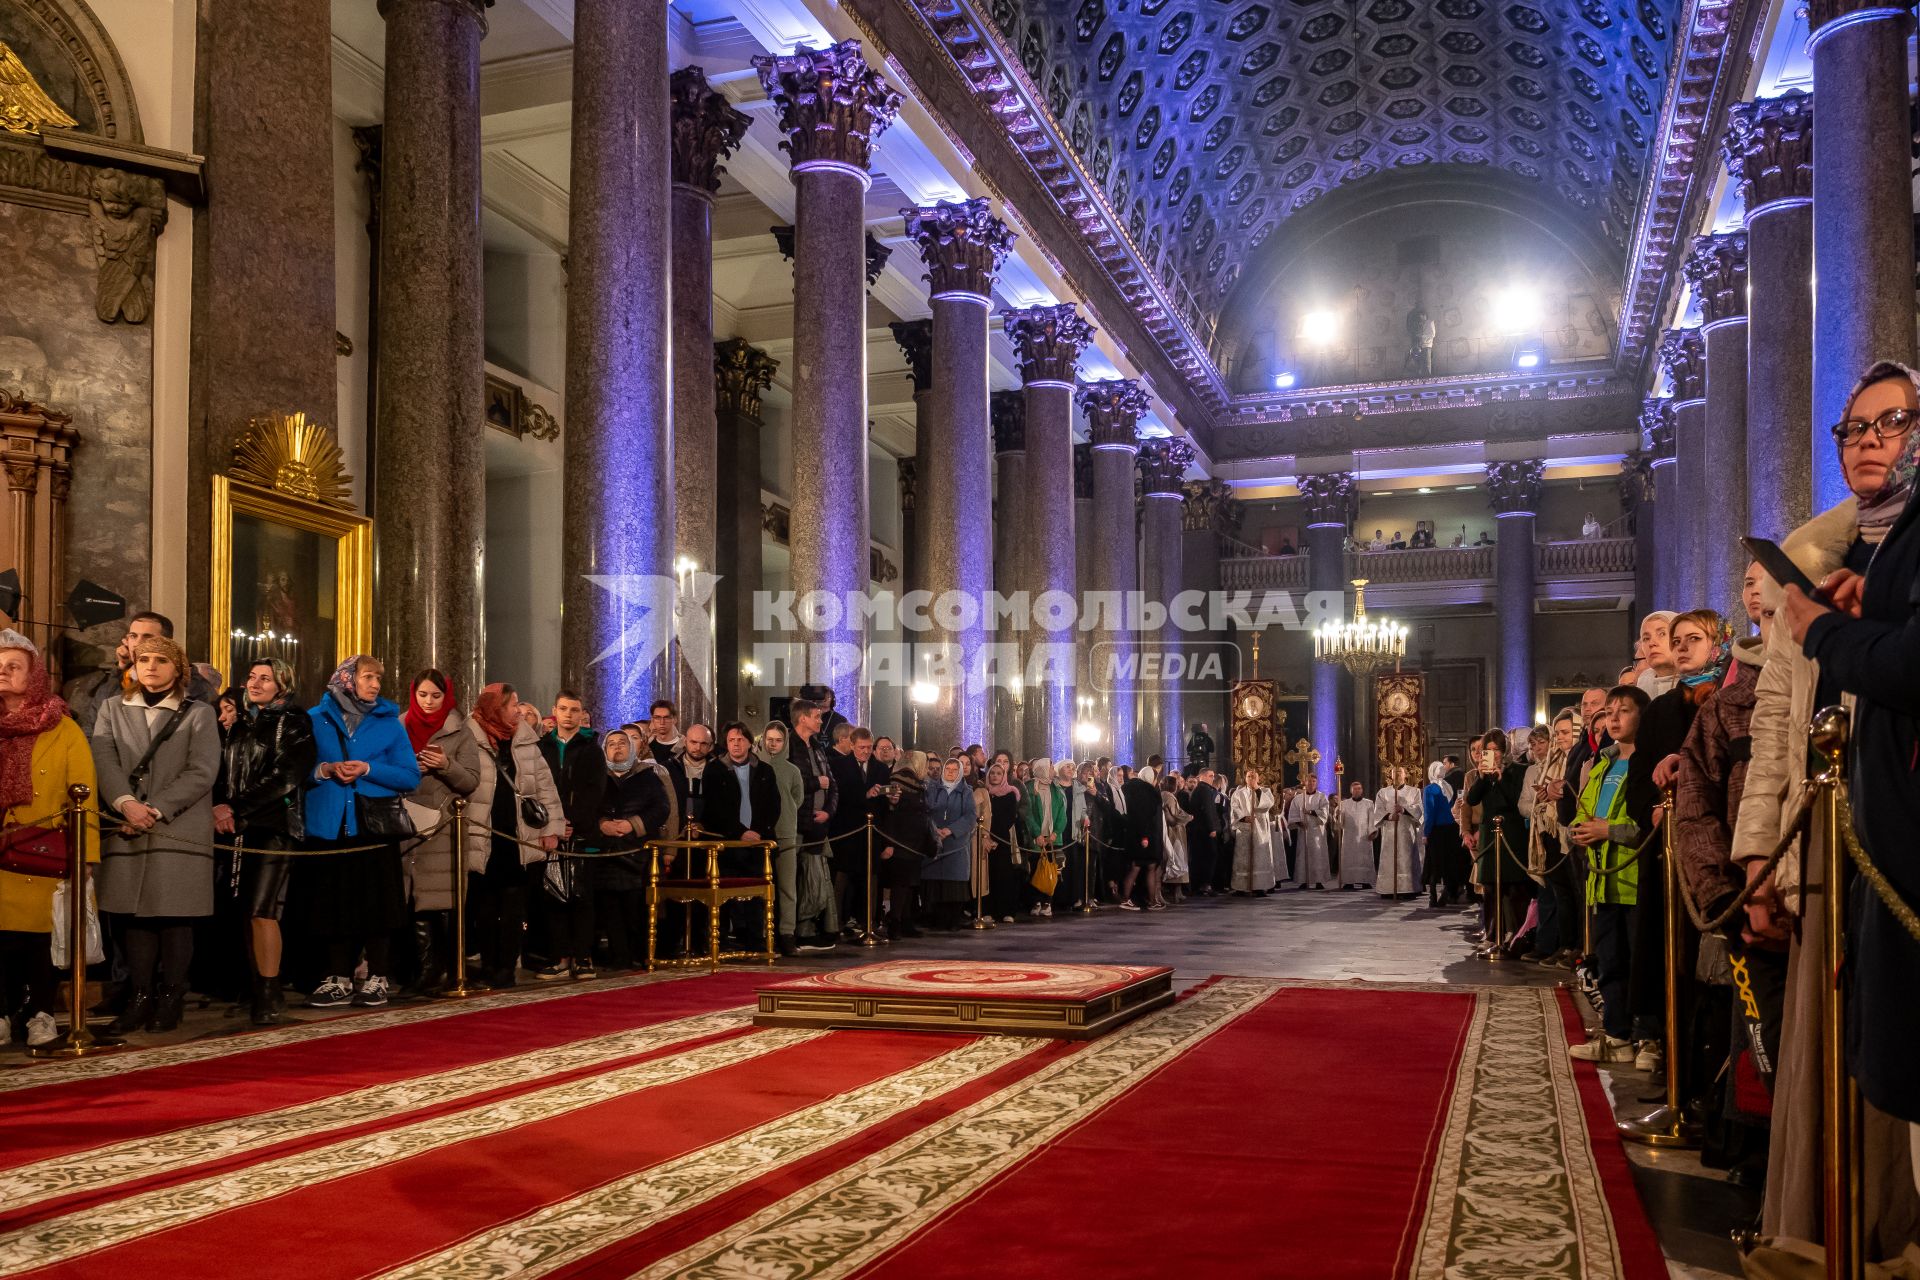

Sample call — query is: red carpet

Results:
[0,975,1668,1279]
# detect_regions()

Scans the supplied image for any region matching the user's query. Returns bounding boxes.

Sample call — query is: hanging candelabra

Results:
[1312,578,1407,676]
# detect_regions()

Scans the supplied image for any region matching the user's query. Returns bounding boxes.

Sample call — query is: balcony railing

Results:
[1217,537,1635,598]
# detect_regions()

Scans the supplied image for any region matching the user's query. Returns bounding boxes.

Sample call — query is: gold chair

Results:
[646,835,776,972]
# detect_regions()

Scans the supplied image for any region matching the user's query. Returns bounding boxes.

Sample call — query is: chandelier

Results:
[1313,578,1407,675]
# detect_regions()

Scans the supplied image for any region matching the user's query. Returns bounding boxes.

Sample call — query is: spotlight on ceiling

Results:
[1300,309,1341,347]
[1273,371,1297,389]
[1515,350,1542,369]
[1490,285,1541,336]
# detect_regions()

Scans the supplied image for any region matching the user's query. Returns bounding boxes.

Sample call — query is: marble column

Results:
[1641,398,1679,610]
[1299,472,1353,794]
[1726,92,1815,538]
[668,69,749,727]
[373,0,487,702]
[189,0,337,653]
[755,42,902,725]
[1622,452,1657,618]
[1809,0,1916,510]
[903,198,1015,749]
[714,340,777,723]
[1005,304,1095,758]
[1487,460,1543,729]
[889,319,934,604]
[1073,440,1095,738]
[1182,479,1238,773]
[1137,440,1195,767]
[990,390,1026,752]
[1684,233,1749,620]
[1079,380,1148,761]
[1658,328,1708,611]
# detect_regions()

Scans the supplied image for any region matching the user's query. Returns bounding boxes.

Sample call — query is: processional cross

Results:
[1284,737,1320,787]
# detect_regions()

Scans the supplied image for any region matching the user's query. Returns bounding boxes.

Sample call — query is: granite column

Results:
[1642,399,1678,610]
[889,320,934,606]
[1181,480,1237,774]
[1726,93,1815,538]
[373,0,487,701]
[755,43,901,725]
[1658,329,1708,612]
[1005,304,1095,758]
[1623,454,1657,618]
[903,198,1014,749]
[1684,233,1750,619]
[1809,0,1916,509]
[1073,441,1095,746]
[1137,440,1195,767]
[668,69,749,727]
[1487,460,1543,729]
[714,340,777,723]
[1300,472,1353,794]
[990,390,1026,752]
[1080,381,1149,761]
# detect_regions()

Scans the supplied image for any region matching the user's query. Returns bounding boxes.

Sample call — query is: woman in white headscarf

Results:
[1422,760,1465,906]
[1021,757,1068,917]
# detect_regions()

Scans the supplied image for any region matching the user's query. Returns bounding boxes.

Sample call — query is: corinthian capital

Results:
[670,67,750,192]
[1003,303,1097,385]
[714,339,778,419]
[1077,378,1149,449]
[888,319,933,393]
[1658,327,1706,403]
[1683,232,1749,325]
[1639,397,1676,460]
[1485,459,1544,516]
[1724,92,1813,212]
[1073,442,1094,500]
[1137,439,1196,495]
[1298,472,1355,527]
[902,199,1015,299]
[752,41,901,175]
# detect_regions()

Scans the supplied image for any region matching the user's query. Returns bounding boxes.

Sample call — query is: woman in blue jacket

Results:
[922,755,979,930]
[1423,761,1466,907]
[296,655,421,1009]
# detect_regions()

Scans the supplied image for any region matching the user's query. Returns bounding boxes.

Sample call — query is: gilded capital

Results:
[889,319,933,393]
[898,458,917,512]
[1485,459,1545,516]
[752,41,901,174]
[1183,478,1241,535]
[1077,378,1149,450]
[1298,471,1355,527]
[1683,231,1749,325]
[1658,327,1706,402]
[991,390,1025,454]
[1003,303,1097,385]
[714,339,778,419]
[902,198,1014,298]
[1639,397,1675,460]
[1724,92,1812,211]
[670,67,750,193]
[1137,438,1196,495]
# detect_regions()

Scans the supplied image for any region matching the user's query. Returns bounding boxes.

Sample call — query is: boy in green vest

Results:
[1566,684,1652,1063]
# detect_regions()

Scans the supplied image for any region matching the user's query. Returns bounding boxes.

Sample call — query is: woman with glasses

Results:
[1735,361,1920,1242]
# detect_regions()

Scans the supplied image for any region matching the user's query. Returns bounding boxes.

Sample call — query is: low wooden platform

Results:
[753,960,1176,1039]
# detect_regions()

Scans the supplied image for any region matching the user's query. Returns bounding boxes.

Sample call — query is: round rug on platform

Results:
[766,960,1171,1002]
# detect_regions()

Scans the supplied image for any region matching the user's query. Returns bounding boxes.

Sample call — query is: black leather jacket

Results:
[217,700,317,840]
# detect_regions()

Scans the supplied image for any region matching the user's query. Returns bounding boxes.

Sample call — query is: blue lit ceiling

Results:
[982,0,1680,328]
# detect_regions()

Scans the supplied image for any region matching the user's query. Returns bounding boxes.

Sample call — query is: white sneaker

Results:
[24,1011,58,1047]
[352,975,390,1008]
[1039,903,1053,918]
[309,976,355,1008]
[1569,1035,1635,1063]
[1634,1041,1664,1072]
[1029,904,1044,918]
[1000,916,1016,924]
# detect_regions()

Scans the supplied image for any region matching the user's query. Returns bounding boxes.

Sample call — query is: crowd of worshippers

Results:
[1451,359,1920,1223]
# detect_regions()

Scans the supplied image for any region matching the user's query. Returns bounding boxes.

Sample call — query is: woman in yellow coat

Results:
[0,629,98,1048]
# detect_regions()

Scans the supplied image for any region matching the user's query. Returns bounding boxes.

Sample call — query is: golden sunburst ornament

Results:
[0,40,78,136]
[229,412,353,509]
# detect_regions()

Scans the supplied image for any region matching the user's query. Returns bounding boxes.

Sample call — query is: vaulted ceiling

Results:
[983,0,1681,340]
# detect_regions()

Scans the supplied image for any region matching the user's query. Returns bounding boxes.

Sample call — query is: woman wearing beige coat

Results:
[465,684,566,987]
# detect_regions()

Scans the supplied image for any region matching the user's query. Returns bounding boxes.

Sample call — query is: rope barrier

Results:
[1835,791,1920,945]
[1668,781,1814,936]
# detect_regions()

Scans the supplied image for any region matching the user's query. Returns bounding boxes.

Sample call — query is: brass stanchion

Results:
[32,784,122,1058]
[971,827,994,930]
[443,798,479,998]
[1079,827,1095,916]
[862,816,880,948]
[1812,707,1864,1280]
[1483,815,1511,962]
[1620,786,1702,1148]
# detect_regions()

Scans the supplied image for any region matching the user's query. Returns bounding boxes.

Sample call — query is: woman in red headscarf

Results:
[400,670,479,991]
[463,683,563,987]
[0,630,96,1048]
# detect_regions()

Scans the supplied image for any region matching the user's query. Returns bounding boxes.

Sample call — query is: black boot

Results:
[151,984,188,1033]
[251,975,281,1026]
[110,986,153,1035]
[413,916,446,993]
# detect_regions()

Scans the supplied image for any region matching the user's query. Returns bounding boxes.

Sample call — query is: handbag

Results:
[0,822,67,878]
[1028,851,1061,896]
[520,795,550,830]
[323,719,416,841]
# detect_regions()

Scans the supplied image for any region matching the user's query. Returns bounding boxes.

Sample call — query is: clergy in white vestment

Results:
[1334,781,1376,889]
[1228,769,1276,893]
[1285,775,1332,889]
[1372,766,1424,897]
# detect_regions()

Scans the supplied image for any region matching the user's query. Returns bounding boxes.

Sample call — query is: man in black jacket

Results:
[699,723,783,947]
[1185,769,1226,896]
[534,691,607,979]
[828,726,888,931]
[787,698,839,862]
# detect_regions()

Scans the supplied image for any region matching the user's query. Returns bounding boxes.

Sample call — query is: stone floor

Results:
[3,887,1756,1276]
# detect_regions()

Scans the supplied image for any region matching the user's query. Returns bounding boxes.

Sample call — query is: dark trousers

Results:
[1533,840,1582,956]
[1729,940,1788,1109]
[988,845,1024,920]
[0,929,56,1023]
[468,868,525,985]
[122,915,194,990]
[1189,831,1217,891]
[538,860,596,962]
[1591,902,1634,1040]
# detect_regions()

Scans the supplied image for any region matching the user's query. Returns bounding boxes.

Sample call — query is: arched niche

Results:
[0,0,142,142]
[1212,167,1625,394]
